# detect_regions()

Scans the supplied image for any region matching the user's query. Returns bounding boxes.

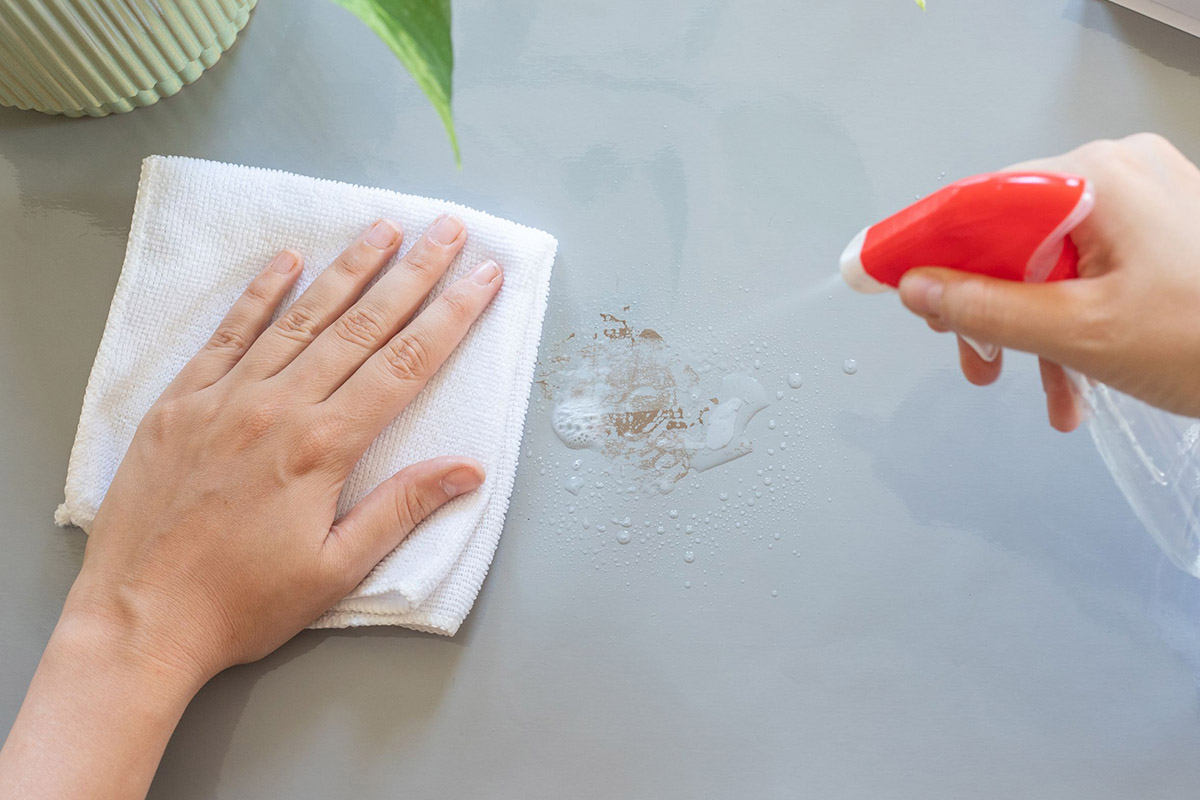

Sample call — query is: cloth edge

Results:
[58,155,166,530]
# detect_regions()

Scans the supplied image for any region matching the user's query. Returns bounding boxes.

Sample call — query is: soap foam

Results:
[552,398,605,450]
[538,312,776,491]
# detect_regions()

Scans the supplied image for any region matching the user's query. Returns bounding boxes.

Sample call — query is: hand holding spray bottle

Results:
[840,171,1200,575]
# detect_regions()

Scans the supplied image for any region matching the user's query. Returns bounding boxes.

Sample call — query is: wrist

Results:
[0,588,207,799]
[55,584,215,709]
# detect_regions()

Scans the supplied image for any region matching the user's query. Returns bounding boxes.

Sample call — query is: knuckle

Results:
[335,245,377,278]
[1073,138,1122,175]
[1124,131,1171,153]
[1075,138,1118,162]
[288,420,342,474]
[205,325,252,357]
[942,279,993,330]
[394,480,436,532]
[334,305,388,349]
[381,332,433,382]
[402,244,446,279]
[438,285,477,325]
[235,401,283,444]
[141,398,186,443]
[1068,282,1120,354]
[274,305,322,344]
[242,277,275,305]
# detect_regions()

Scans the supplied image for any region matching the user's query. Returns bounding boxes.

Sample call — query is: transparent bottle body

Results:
[1075,374,1200,575]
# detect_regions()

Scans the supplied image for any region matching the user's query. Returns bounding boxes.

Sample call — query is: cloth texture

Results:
[56,155,557,635]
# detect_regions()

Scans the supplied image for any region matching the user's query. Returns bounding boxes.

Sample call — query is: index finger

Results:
[321,259,504,453]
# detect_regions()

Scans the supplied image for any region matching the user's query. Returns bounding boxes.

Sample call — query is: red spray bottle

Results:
[839,172,1200,576]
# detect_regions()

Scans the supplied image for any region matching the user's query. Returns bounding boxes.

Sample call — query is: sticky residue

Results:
[536,310,775,490]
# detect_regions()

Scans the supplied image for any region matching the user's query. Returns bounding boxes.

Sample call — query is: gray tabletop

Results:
[5,1,1200,797]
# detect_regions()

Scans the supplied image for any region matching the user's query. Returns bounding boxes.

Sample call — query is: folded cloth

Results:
[56,156,557,635]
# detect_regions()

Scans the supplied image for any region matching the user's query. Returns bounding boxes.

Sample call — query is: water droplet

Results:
[842,359,858,375]
[768,419,776,430]
[684,580,692,589]
[753,359,762,370]
[597,524,607,533]
[764,477,773,486]
[771,589,779,597]
[572,459,582,470]
[668,509,679,519]
[685,524,695,534]
[620,517,633,528]
[617,530,632,544]
[719,492,729,501]
[787,373,803,389]
[656,525,665,534]
[563,476,585,495]
[775,390,785,400]
[684,551,695,564]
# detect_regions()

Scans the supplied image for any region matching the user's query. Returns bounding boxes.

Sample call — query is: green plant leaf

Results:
[332,0,459,165]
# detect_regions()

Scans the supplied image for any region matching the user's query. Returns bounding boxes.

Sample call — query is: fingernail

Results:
[468,260,501,285]
[901,274,944,317]
[269,250,297,274]
[428,214,464,245]
[366,219,400,248]
[962,336,1000,362]
[441,466,483,497]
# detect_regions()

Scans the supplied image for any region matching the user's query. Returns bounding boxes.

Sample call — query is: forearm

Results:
[0,610,202,800]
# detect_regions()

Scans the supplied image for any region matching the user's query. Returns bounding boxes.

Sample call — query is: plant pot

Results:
[0,0,257,118]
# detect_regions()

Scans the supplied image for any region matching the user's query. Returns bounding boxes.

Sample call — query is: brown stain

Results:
[599,312,635,342]
[537,310,705,487]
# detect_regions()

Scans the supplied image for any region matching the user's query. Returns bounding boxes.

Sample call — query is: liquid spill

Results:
[528,306,840,598]
[539,311,781,490]
[538,311,697,491]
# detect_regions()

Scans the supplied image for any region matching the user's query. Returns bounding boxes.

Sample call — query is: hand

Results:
[897,133,1200,431]
[0,215,502,799]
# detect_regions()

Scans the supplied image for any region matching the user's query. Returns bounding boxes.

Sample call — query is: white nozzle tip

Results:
[839,227,888,294]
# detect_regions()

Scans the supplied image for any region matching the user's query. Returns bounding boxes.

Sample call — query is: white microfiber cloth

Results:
[56,155,556,635]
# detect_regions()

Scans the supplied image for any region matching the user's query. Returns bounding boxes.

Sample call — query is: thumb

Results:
[898,267,1097,365]
[325,456,485,580]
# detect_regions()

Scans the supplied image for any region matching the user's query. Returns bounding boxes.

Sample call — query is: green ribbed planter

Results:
[0,0,257,118]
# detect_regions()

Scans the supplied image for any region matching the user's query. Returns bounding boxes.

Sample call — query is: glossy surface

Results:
[4,1,1200,797]
[0,0,257,116]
